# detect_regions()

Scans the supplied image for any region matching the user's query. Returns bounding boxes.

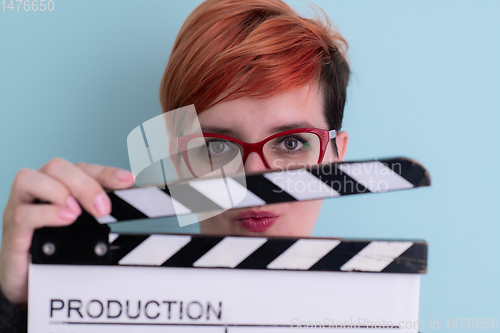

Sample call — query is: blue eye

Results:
[206,140,237,156]
[209,142,226,154]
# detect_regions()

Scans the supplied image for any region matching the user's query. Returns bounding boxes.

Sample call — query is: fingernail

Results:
[93,193,110,216]
[58,208,78,222]
[115,170,133,182]
[66,196,81,215]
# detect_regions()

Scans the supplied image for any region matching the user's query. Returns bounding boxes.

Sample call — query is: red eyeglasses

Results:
[177,127,336,177]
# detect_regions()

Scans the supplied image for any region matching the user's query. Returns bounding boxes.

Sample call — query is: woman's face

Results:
[176,82,348,237]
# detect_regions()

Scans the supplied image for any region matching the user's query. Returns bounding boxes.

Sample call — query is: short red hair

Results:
[160,0,350,135]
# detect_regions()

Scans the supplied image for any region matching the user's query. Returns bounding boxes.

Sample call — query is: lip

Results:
[235,210,279,232]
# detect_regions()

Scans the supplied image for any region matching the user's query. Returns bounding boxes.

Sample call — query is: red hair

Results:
[160,0,350,136]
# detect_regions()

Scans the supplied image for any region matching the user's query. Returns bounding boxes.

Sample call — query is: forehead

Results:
[196,82,327,137]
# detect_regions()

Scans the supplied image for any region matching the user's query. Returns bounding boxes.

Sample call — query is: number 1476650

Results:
[2,0,54,12]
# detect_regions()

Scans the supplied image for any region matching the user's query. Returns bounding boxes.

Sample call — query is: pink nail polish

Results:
[59,208,77,221]
[115,170,132,182]
[66,196,81,215]
[93,193,110,216]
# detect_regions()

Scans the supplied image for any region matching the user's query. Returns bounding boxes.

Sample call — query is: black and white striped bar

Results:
[95,157,431,225]
[76,234,427,274]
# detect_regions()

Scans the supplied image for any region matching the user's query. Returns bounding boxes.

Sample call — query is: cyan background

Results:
[1,0,498,328]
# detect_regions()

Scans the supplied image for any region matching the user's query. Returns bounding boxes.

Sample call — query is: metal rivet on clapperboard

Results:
[94,242,108,256]
[42,242,56,256]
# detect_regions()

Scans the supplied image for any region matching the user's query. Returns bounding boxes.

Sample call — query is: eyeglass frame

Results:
[177,127,337,177]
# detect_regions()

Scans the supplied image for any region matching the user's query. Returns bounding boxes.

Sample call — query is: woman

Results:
[0,0,350,329]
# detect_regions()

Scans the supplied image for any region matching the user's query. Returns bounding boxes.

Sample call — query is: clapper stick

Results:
[97,157,430,224]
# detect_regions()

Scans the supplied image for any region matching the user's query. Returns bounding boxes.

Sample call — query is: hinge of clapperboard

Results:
[31,157,430,268]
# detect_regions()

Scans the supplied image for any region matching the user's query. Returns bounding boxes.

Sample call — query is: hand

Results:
[0,158,134,306]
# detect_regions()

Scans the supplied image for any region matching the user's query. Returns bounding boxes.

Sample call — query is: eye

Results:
[282,137,301,151]
[209,142,226,154]
[275,135,309,152]
[207,140,235,155]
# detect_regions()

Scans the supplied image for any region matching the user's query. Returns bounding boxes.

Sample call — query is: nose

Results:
[244,152,268,173]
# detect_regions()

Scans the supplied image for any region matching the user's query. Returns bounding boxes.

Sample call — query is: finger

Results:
[75,163,134,190]
[9,169,80,216]
[39,158,110,217]
[6,204,77,243]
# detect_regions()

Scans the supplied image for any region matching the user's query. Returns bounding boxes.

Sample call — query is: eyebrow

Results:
[200,121,315,137]
[269,122,315,133]
[199,126,235,136]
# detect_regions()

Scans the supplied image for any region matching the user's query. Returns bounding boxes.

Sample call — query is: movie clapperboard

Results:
[29,157,430,333]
